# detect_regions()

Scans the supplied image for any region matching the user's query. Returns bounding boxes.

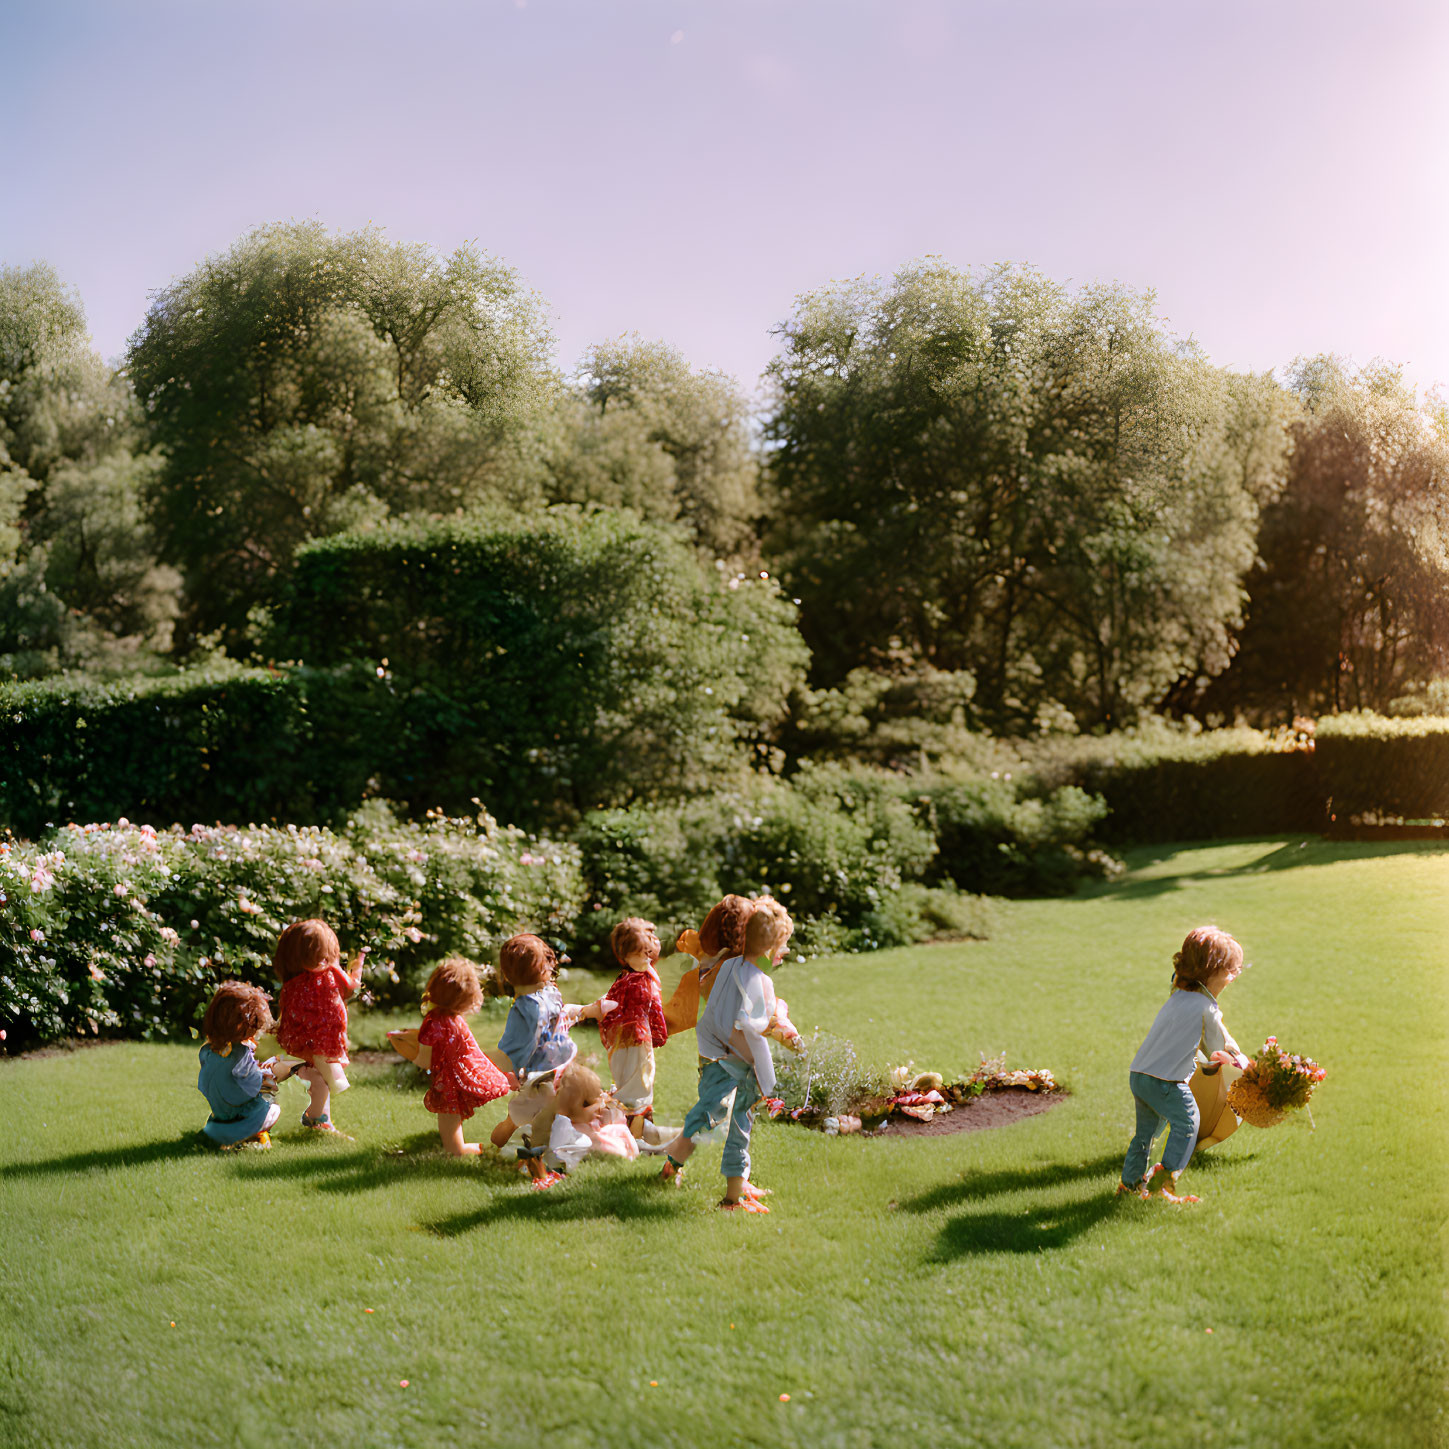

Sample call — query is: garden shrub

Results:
[571,765,990,963]
[0,805,583,1048]
[914,775,1118,895]
[270,510,808,827]
[0,662,390,839]
[1314,713,1449,821]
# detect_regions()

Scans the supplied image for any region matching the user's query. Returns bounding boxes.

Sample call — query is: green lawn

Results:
[2,838,1445,1449]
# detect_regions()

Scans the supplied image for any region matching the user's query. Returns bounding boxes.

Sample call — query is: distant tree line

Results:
[2,223,1446,733]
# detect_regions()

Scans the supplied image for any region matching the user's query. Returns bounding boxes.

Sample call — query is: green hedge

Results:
[271,511,807,827]
[0,663,387,840]
[0,804,583,1048]
[1315,714,1449,822]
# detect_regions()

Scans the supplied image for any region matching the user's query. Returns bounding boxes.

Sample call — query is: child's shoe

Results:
[302,1112,339,1132]
[659,1158,685,1185]
[1144,1164,1200,1204]
[1115,1179,1148,1200]
[718,1196,769,1214]
[529,1170,564,1191]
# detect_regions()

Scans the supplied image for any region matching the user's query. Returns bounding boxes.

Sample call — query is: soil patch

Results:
[868,1088,1066,1138]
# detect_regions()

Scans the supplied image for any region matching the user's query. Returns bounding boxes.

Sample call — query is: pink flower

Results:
[404,926,423,943]
[144,954,157,967]
[113,884,128,897]
[159,927,180,945]
[29,928,44,941]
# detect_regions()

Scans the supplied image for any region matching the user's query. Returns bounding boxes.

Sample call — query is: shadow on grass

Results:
[4,1133,209,1176]
[425,1175,684,1237]
[237,1132,526,1192]
[906,1149,1256,1260]
[1082,836,1449,903]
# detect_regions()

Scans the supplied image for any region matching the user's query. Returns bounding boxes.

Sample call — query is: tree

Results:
[1219,358,1449,716]
[764,262,1291,728]
[128,222,557,647]
[544,336,761,560]
[0,264,179,675]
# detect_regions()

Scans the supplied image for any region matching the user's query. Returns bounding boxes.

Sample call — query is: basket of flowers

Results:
[1226,1037,1326,1128]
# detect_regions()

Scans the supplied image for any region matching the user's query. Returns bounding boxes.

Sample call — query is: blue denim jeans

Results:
[681,1057,760,1179]
[1123,1071,1200,1184]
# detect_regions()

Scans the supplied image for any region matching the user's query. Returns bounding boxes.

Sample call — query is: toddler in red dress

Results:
[588,917,675,1147]
[274,918,363,1132]
[410,958,510,1155]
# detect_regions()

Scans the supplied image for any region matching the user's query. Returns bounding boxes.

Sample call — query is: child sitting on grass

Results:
[659,898,793,1213]
[545,1063,640,1174]
[197,981,284,1149]
[1119,926,1251,1204]
[411,958,511,1156]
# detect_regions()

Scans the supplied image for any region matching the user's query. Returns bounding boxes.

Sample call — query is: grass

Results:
[1,836,1445,1449]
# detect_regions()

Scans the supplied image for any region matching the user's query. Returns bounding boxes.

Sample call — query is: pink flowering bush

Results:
[0,804,582,1047]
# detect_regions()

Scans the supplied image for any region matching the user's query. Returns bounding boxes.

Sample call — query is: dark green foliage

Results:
[0,663,384,838]
[272,511,807,826]
[0,805,582,1047]
[1315,715,1449,821]
[918,778,1118,893]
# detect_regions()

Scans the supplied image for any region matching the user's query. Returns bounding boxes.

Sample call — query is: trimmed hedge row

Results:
[1315,714,1449,821]
[0,663,386,839]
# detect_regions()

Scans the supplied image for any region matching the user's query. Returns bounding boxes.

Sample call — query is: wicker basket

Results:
[1226,1077,1288,1129]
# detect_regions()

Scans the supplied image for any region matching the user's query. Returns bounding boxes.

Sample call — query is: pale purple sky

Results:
[5,0,1447,399]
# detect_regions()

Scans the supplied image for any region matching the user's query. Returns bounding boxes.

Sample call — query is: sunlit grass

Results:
[1,837,1444,1449]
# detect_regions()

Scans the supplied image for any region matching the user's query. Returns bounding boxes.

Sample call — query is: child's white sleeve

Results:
[1203,1001,1244,1062]
[739,1025,777,1097]
[548,1117,591,1172]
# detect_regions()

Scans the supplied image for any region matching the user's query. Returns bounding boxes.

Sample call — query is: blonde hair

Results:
[1172,927,1244,992]
[555,1062,605,1122]
[744,898,793,960]
[422,958,483,1016]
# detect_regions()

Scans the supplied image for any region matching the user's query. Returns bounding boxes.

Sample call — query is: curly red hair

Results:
[698,895,753,957]
[423,958,484,1016]
[1172,927,1244,991]
[274,919,340,983]
[498,933,557,989]
[202,980,275,1050]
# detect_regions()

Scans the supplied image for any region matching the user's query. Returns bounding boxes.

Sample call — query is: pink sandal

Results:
[718,1196,770,1214]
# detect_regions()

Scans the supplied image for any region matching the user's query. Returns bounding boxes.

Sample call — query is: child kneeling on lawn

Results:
[660,898,793,1213]
[1119,926,1251,1204]
[197,981,284,1149]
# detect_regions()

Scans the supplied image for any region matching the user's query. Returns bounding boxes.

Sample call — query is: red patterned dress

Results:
[277,964,354,1063]
[419,1012,510,1119]
[598,967,668,1053]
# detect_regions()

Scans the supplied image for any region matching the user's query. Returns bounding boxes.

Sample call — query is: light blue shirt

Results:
[1130,989,1242,1082]
[696,955,777,1095]
[497,986,576,1080]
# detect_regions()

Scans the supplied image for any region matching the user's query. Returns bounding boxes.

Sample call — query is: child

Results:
[590,917,671,1145]
[1119,926,1251,1204]
[274,918,364,1133]
[545,1063,640,1174]
[197,981,284,1149]
[486,933,609,1187]
[411,958,511,1156]
[659,898,793,1213]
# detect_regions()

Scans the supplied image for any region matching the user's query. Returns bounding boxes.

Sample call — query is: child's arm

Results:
[1204,1002,1249,1069]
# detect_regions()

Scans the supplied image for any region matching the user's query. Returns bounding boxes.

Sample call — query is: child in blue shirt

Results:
[485,934,610,1187]
[660,899,793,1213]
[197,981,288,1148]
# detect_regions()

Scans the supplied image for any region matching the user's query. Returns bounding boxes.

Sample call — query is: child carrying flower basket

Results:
[1226,1037,1326,1128]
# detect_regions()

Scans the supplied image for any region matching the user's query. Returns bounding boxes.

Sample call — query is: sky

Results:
[4,0,1448,400]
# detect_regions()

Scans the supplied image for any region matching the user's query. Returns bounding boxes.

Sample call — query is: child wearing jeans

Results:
[1120,926,1250,1204]
[660,898,792,1213]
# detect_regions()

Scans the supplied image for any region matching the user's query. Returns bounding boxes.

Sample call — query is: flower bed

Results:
[764,1042,1062,1134]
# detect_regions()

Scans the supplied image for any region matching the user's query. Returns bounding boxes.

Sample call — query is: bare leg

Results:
[300,1066,331,1121]
[438,1114,481,1156]
[490,1116,518,1149]
[723,1174,745,1204]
